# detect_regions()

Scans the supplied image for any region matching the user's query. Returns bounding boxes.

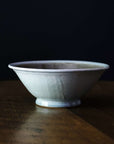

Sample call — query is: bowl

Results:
[8,60,109,108]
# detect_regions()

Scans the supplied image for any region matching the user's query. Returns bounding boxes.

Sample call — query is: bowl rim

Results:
[8,60,110,72]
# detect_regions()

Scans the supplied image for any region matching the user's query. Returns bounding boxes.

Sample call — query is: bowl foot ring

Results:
[35,98,81,108]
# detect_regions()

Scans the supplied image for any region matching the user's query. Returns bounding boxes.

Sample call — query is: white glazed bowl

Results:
[8,60,109,108]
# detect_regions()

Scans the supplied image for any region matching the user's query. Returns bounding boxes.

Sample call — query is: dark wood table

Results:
[0,80,114,144]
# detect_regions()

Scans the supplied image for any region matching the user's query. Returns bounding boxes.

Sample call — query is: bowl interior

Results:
[10,61,109,70]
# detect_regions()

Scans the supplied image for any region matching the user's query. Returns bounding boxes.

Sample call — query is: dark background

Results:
[0,1,113,80]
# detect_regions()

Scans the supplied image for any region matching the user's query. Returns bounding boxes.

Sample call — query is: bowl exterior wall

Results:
[14,70,104,102]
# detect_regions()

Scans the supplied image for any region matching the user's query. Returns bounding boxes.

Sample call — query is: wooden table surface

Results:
[0,80,114,144]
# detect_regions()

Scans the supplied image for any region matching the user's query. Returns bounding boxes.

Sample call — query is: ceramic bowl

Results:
[8,60,109,108]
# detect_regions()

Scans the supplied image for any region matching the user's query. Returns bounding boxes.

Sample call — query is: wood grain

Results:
[0,80,114,144]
